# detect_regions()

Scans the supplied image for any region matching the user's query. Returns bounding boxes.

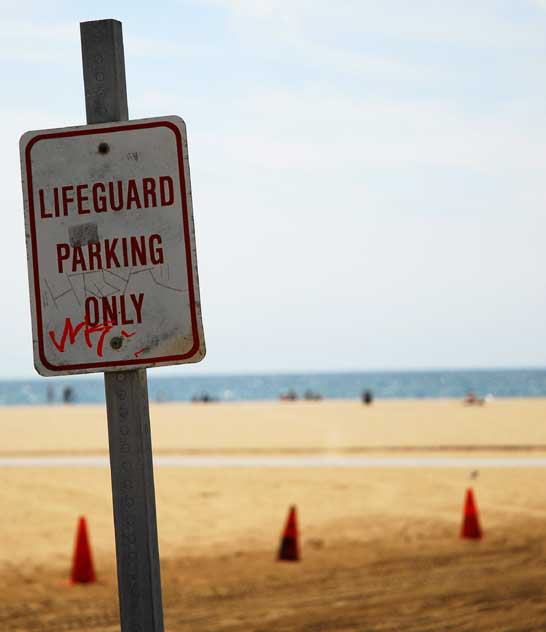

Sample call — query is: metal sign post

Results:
[81,19,164,632]
[19,18,206,632]
[104,369,164,632]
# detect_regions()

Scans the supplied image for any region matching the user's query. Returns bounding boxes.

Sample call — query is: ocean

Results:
[0,368,545,406]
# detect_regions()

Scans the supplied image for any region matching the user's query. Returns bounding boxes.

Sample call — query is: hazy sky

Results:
[2,1,546,378]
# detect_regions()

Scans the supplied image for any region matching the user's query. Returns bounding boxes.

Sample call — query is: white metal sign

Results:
[20,116,205,376]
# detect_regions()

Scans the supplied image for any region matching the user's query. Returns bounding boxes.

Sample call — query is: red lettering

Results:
[149,234,164,264]
[83,321,113,356]
[71,245,87,272]
[53,188,61,217]
[93,183,107,212]
[49,315,118,358]
[159,176,174,206]
[104,238,120,268]
[94,325,112,357]
[38,177,177,216]
[121,238,129,266]
[126,179,142,209]
[76,184,89,214]
[85,297,99,326]
[53,235,167,274]
[88,242,102,270]
[120,295,134,325]
[102,296,119,325]
[102,295,118,325]
[130,293,144,323]
[56,243,70,273]
[49,318,86,352]
[142,178,157,208]
[61,186,74,216]
[108,181,123,211]
[130,236,147,266]
[38,189,53,219]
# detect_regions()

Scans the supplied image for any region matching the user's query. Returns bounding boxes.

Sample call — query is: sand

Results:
[2,397,546,455]
[1,398,546,630]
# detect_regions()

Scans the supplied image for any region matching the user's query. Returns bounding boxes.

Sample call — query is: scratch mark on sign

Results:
[102,270,122,293]
[59,265,184,305]
[129,267,154,276]
[43,278,77,310]
[106,269,130,294]
[82,275,100,299]
[150,270,186,293]
[43,279,56,309]
[55,288,74,300]
[67,274,83,306]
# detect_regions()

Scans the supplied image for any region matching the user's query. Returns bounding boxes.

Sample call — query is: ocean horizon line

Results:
[0,368,545,406]
[2,365,546,383]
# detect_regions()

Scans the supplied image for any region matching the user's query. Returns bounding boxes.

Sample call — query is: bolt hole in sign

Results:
[20,116,205,375]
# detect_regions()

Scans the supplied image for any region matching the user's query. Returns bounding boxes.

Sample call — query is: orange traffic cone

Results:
[70,516,96,583]
[278,505,300,561]
[460,488,482,539]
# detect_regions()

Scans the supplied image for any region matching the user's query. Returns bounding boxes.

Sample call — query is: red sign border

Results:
[25,120,202,372]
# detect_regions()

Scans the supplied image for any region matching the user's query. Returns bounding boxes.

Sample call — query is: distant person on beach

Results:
[304,390,322,401]
[463,391,485,406]
[62,386,74,404]
[280,389,298,401]
[361,390,373,405]
[191,393,217,403]
[46,385,54,404]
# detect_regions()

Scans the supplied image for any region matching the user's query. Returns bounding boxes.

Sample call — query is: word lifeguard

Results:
[38,175,175,218]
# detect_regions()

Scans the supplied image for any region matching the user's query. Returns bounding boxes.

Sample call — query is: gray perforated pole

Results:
[80,19,165,632]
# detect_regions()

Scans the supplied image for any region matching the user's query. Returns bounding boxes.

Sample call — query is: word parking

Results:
[57,234,164,273]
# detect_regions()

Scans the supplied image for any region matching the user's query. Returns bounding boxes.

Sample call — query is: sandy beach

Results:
[1,398,546,630]
[2,397,546,455]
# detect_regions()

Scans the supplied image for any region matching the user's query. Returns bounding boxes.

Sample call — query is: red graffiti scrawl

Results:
[49,317,136,358]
